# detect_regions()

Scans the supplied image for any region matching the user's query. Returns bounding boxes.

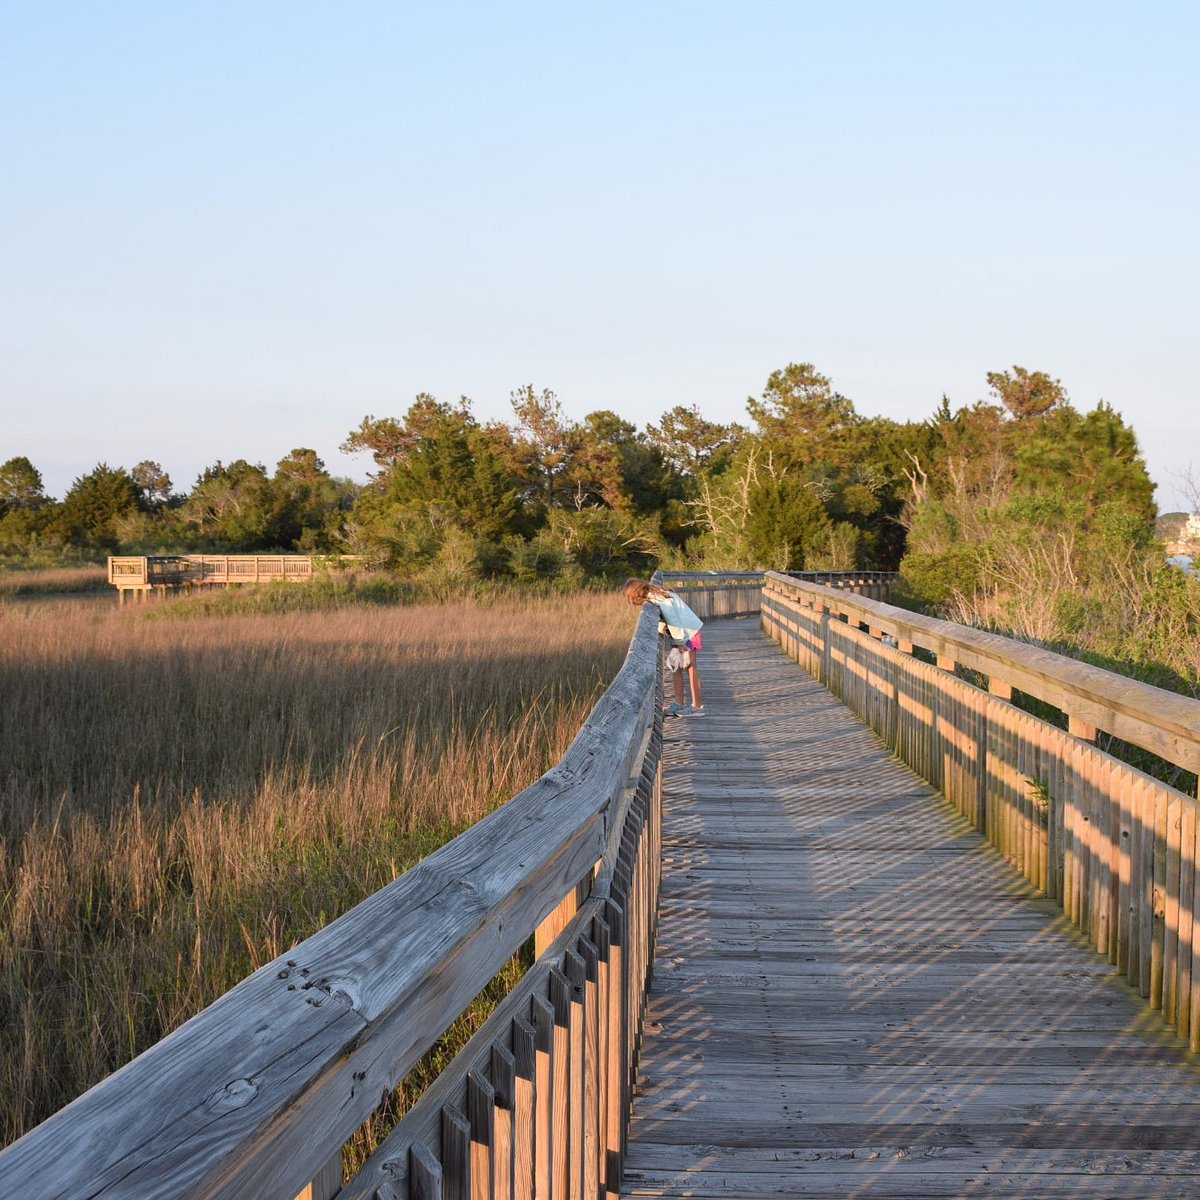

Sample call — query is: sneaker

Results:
[665,701,684,717]
[684,705,706,717]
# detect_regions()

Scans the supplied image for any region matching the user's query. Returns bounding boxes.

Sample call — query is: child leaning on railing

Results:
[622,578,705,718]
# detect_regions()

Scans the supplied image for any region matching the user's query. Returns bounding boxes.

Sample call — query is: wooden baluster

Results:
[411,1142,443,1200]
[579,936,601,1200]
[511,1018,536,1200]
[549,970,572,1200]
[532,994,555,1200]
[467,1071,495,1200]
[1035,716,1050,894]
[1078,744,1095,941]
[1094,754,1114,958]
[1132,778,1152,994]
[589,915,612,1200]
[1102,758,1120,964]
[562,949,586,1200]
[1163,797,1184,1025]
[603,899,626,1198]
[1063,740,1080,930]
[1021,714,1037,888]
[1116,768,1135,976]
[1151,787,1170,1008]
[1190,810,1200,1051]
[491,1045,516,1200]
[443,1106,471,1200]
[1176,804,1197,1040]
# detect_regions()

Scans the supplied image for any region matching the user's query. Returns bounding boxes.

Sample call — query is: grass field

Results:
[0,588,634,1150]
[0,564,107,597]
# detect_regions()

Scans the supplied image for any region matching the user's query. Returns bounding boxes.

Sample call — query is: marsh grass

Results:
[0,591,633,1148]
[0,565,107,597]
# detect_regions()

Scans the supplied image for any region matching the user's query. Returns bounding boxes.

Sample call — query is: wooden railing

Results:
[659,569,896,619]
[108,555,316,591]
[761,572,1200,1048]
[0,605,666,1199]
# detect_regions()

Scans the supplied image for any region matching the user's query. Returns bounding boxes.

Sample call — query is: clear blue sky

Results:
[3,2,1197,507]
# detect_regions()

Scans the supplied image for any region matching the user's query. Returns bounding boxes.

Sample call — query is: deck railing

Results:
[659,569,896,619]
[761,571,1200,1048]
[107,555,316,591]
[0,604,666,1199]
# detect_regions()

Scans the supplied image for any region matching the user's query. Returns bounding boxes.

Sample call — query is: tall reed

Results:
[0,591,633,1146]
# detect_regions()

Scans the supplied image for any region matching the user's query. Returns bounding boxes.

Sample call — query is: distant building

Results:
[1157,511,1200,558]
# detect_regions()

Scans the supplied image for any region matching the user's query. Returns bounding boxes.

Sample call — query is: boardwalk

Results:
[624,619,1200,1199]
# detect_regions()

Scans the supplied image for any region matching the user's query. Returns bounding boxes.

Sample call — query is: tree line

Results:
[0,363,1157,595]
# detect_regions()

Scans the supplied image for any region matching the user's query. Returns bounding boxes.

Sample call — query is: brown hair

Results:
[622,577,652,606]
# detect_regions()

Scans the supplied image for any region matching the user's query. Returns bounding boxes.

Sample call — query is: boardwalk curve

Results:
[624,619,1200,1198]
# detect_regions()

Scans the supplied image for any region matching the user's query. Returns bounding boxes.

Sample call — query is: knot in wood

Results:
[206,1077,259,1113]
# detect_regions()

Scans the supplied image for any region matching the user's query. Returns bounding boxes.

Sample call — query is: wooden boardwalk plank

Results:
[624,620,1200,1198]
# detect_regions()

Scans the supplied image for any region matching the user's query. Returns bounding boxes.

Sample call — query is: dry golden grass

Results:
[0,590,634,1147]
[0,565,107,597]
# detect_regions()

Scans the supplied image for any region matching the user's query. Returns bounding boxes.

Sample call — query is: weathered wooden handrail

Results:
[762,571,1200,1049]
[762,572,1200,774]
[0,604,665,1199]
[659,569,897,619]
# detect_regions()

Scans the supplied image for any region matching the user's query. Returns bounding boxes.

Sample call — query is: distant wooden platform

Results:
[624,619,1200,1198]
[107,555,315,603]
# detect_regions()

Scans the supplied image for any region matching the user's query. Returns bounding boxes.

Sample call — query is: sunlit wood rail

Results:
[108,554,316,602]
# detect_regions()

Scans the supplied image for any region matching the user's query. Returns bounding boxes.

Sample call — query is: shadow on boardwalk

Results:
[624,619,1200,1199]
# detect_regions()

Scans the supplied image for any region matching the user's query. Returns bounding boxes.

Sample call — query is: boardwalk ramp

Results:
[624,619,1200,1199]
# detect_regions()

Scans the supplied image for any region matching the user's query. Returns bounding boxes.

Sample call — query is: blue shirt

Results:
[655,592,703,644]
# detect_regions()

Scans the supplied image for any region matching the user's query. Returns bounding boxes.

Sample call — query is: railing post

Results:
[534,872,593,958]
[1069,715,1098,743]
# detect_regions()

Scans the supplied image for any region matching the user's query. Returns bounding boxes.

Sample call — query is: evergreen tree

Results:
[56,464,145,553]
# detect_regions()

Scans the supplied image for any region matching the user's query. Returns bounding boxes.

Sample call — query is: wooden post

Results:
[1069,714,1098,742]
[535,874,592,958]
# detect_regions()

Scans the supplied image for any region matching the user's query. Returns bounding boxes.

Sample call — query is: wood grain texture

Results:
[625,619,1200,1198]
